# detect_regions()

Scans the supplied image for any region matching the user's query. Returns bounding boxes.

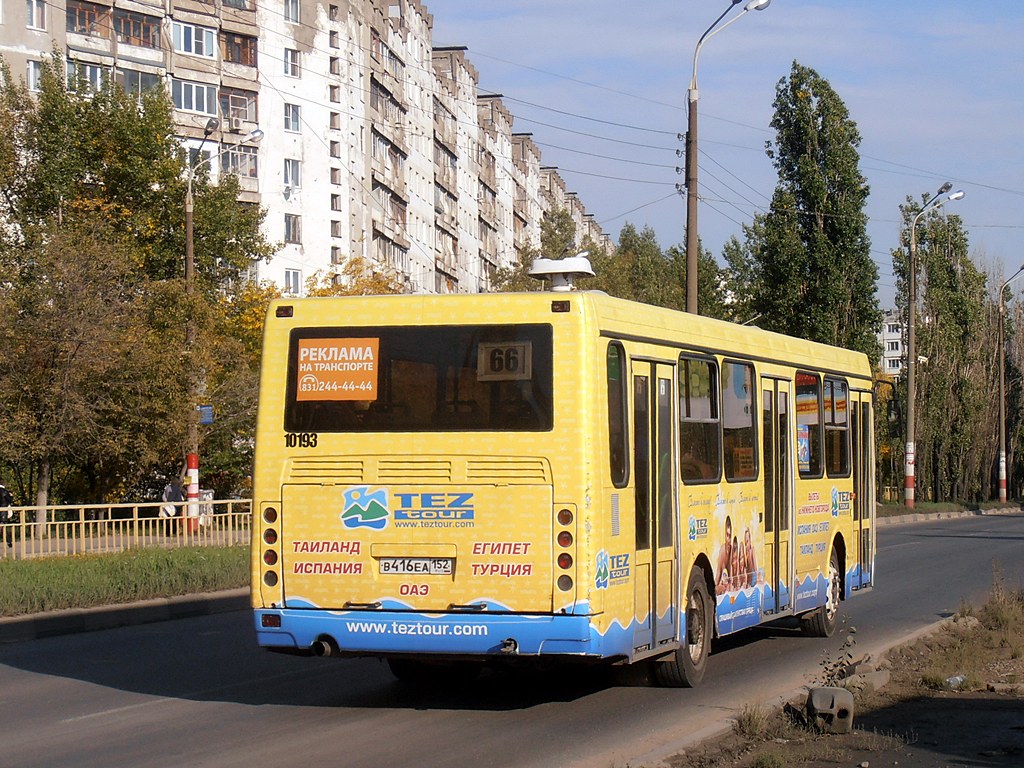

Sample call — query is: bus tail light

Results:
[553,504,577,594]
[261,504,281,592]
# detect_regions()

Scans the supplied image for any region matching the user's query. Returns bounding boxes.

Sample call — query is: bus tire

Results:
[800,548,841,638]
[655,566,712,688]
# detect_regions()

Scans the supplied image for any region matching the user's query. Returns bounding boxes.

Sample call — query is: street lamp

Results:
[904,182,965,508]
[183,124,264,524]
[998,264,1024,503]
[684,0,770,315]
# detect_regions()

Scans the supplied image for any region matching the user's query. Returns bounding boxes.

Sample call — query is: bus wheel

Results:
[655,566,712,688]
[801,548,841,638]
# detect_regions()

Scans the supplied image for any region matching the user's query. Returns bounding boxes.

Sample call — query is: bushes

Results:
[0,546,247,617]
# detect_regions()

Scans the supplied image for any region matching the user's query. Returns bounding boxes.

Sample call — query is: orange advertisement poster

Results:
[296,338,379,401]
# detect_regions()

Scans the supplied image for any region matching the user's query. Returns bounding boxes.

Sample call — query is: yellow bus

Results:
[251,282,875,686]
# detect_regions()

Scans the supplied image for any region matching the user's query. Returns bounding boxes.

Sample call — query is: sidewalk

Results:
[0,588,248,644]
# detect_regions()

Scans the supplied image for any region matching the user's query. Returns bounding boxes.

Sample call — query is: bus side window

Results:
[796,371,823,478]
[722,361,757,482]
[679,356,721,482]
[824,378,850,476]
[607,343,629,487]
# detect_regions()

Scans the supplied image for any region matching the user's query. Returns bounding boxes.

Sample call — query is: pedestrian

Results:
[0,480,15,549]
[160,478,184,518]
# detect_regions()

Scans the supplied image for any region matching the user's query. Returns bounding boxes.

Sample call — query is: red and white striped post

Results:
[186,452,200,533]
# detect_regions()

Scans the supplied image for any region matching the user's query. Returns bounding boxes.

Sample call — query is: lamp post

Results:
[685,0,770,315]
[998,264,1024,503]
[904,182,965,508]
[183,123,263,525]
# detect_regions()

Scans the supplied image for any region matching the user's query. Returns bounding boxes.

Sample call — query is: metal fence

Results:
[0,499,251,560]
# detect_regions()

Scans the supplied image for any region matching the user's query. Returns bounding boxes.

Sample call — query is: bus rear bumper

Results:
[254,608,623,658]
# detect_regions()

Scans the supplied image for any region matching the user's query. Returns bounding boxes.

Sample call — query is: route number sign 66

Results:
[477,341,532,381]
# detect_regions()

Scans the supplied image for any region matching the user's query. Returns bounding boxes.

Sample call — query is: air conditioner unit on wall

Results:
[229,116,243,132]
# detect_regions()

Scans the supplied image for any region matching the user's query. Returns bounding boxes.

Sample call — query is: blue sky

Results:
[424,0,1024,308]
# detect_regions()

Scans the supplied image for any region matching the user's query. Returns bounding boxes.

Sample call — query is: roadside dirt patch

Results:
[664,582,1024,768]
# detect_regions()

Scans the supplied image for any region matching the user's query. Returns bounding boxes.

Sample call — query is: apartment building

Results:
[0,0,606,296]
[878,309,904,377]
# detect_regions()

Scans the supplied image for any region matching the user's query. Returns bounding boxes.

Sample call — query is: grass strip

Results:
[0,546,248,617]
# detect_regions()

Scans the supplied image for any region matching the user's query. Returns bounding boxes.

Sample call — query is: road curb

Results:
[0,587,249,644]
[876,506,1021,526]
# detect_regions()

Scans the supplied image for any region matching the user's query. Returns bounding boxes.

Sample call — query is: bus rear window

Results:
[284,324,553,432]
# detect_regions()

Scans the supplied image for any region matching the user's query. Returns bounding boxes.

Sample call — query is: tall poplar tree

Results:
[734,61,881,357]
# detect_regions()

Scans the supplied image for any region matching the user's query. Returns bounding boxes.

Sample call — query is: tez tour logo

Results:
[341,486,389,530]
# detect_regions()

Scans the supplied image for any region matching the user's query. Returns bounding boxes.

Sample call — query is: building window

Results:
[284,103,300,132]
[331,246,343,264]
[329,57,340,75]
[887,340,899,352]
[27,60,42,92]
[329,85,340,103]
[222,0,248,9]
[66,59,106,92]
[66,0,106,36]
[330,112,341,130]
[113,10,160,48]
[329,30,340,48]
[220,143,258,178]
[27,0,46,30]
[284,48,301,77]
[220,87,257,122]
[116,68,161,95]
[284,215,302,244]
[330,167,343,185]
[887,323,900,334]
[220,32,257,66]
[283,158,301,189]
[329,4,339,21]
[887,358,902,371]
[331,220,343,237]
[329,141,341,158]
[284,269,301,295]
[331,194,342,211]
[172,22,215,58]
[171,78,218,116]
[284,0,299,22]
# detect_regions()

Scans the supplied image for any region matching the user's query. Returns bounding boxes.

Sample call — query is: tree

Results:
[892,200,996,503]
[0,54,274,505]
[736,61,881,358]
[493,208,579,292]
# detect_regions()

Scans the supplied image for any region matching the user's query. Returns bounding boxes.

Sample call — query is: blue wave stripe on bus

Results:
[258,598,659,658]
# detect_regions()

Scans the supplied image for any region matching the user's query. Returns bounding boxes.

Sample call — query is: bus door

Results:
[761,377,794,615]
[850,392,873,589]
[632,361,679,655]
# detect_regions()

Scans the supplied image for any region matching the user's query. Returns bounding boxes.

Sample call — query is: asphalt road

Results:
[2,512,1022,768]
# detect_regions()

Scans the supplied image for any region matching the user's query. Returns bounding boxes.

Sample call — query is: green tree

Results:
[738,61,881,357]
[493,208,579,292]
[892,200,997,503]
[0,54,274,505]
